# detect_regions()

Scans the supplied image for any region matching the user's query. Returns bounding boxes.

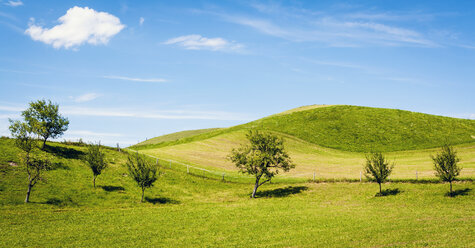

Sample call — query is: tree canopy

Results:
[84,143,108,188]
[229,130,294,198]
[126,153,158,202]
[22,99,69,148]
[432,145,461,195]
[363,152,394,195]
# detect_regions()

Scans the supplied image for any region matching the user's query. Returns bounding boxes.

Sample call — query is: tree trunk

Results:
[42,138,47,149]
[251,177,260,198]
[141,187,145,202]
[25,181,32,203]
[379,183,382,194]
[93,175,96,188]
[450,181,453,195]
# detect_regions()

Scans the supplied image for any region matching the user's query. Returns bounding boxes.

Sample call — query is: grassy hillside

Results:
[0,138,474,247]
[248,105,475,152]
[133,105,475,153]
[132,105,475,179]
[136,128,221,146]
[139,129,475,179]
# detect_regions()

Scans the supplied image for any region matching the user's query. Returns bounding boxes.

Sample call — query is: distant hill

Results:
[132,105,475,153]
[136,128,222,146]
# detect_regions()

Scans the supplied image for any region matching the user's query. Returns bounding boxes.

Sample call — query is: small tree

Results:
[21,154,51,203]
[432,145,461,195]
[228,130,295,198]
[363,152,394,195]
[9,120,50,203]
[83,143,107,188]
[22,99,69,148]
[126,153,158,202]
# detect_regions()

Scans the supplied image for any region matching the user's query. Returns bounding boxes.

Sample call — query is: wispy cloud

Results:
[163,34,244,52]
[0,104,253,121]
[25,6,125,49]
[201,2,444,48]
[0,113,19,119]
[139,17,145,26]
[5,1,23,7]
[226,15,435,47]
[103,75,167,83]
[68,130,123,137]
[0,105,23,112]
[61,106,253,121]
[72,93,101,103]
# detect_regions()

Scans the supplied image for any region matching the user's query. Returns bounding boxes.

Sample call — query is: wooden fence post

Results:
[187,165,189,174]
[313,172,316,182]
[416,170,418,180]
[360,171,362,182]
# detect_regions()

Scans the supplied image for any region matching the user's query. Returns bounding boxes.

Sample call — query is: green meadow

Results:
[1,105,474,247]
[133,105,475,180]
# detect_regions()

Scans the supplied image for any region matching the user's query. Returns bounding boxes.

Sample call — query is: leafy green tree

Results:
[9,120,37,154]
[432,145,461,195]
[9,120,50,203]
[83,143,107,188]
[22,99,69,148]
[21,154,51,203]
[228,130,295,198]
[363,152,394,195]
[126,153,158,202]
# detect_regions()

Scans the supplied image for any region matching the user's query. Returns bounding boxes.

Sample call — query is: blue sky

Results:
[1,0,474,146]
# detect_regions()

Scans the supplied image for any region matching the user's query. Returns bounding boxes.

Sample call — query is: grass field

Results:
[136,128,222,146]
[0,139,474,247]
[2,104,475,247]
[132,105,475,153]
[131,105,475,180]
[138,129,475,179]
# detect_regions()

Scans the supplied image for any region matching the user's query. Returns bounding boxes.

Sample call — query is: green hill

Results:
[133,105,475,153]
[137,128,222,146]
[0,138,474,247]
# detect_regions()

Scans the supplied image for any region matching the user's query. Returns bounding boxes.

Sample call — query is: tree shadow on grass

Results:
[44,145,84,159]
[255,186,308,198]
[101,185,125,192]
[445,188,472,197]
[375,188,402,197]
[50,162,70,170]
[144,196,180,205]
[44,197,78,207]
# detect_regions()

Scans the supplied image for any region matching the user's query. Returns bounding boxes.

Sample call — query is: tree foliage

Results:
[83,143,107,188]
[9,120,37,153]
[432,145,461,195]
[21,99,69,148]
[21,153,52,203]
[9,119,51,203]
[126,153,158,202]
[228,130,295,198]
[363,152,394,195]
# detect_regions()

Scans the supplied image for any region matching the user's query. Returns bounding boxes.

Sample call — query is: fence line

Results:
[123,149,454,182]
[125,148,254,180]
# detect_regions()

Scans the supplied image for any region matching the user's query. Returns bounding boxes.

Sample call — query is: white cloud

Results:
[61,106,253,121]
[103,75,167,83]
[68,130,123,137]
[25,6,125,49]
[72,93,101,103]
[164,34,243,51]
[139,17,144,25]
[227,15,435,47]
[0,104,254,121]
[0,105,23,112]
[5,1,23,7]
